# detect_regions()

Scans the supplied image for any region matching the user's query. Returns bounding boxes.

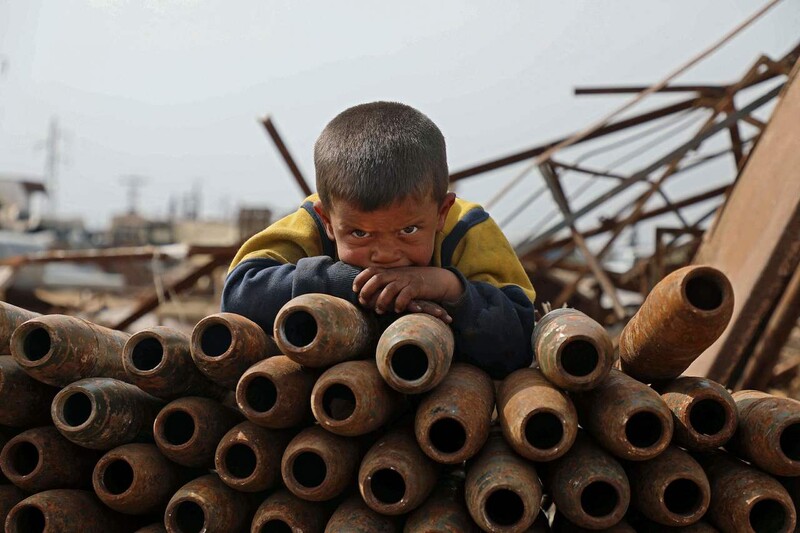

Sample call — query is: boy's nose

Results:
[370,247,401,266]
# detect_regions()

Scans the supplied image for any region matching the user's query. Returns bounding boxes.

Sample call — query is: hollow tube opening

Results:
[321,384,356,421]
[370,468,406,505]
[174,500,206,533]
[625,411,663,449]
[485,488,525,527]
[685,275,724,311]
[224,443,257,479]
[61,392,93,427]
[560,340,598,377]
[259,521,292,533]
[390,345,428,382]
[131,337,164,371]
[525,412,564,450]
[8,441,39,476]
[244,376,277,413]
[780,423,800,462]
[10,506,46,533]
[428,418,467,455]
[581,481,619,518]
[22,327,51,362]
[689,399,727,436]
[163,410,195,446]
[103,459,134,495]
[749,499,787,533]
[664,478,702,516]
[199,323,232,358]
[283,311,318,348]
[292,452,327,488]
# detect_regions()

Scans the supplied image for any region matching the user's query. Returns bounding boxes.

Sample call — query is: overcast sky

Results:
[0,0,798,240]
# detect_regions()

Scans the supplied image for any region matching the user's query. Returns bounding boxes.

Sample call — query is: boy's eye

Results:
[351,229,369,238]
[400,226,419,235]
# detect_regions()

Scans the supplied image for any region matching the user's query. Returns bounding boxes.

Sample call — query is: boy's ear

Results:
[313,200,336,241]
[436,192,457,231]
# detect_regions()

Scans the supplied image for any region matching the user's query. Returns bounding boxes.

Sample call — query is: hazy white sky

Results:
[0,0,798,239]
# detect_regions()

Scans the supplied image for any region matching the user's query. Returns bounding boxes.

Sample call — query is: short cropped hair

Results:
[314,102,449,211]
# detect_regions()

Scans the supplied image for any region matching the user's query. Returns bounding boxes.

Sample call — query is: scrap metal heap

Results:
[1,264,799,532]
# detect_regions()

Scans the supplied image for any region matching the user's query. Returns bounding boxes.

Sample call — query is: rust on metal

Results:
[281,425,360,502]
[134,525,167,533]
[92,443,191,515]
[729,390,800,476]
[0,484,26,530]
[51,377,163,450]
[497,367,578,461]
[547,433,630,530]
[359,426,438,516]
[214,421,292,492]
[274,293,377,368]
[0,356,58,427]
[465,431,542,532]
[414,363,494,464]
[153,396,242,468]
[164,474,252,533]
[376,313,454,394]
[236,355,317,428]
[626,446,710,527]
[1,426,99,492]
[551,513,636,532]
[533,307,615,391]
[312,360,404,436]
[326,494,401,533]
[698,451,796,533]
[572,369,673,461]
[10,314,132,386]
[658,376,738,451]
[5,489,128,533]
[0,301,39,354]
[252,488,329,533]
[191,312,280,389]
[123,326,227,401]
[404,473,477,533]
[619,265,733,382]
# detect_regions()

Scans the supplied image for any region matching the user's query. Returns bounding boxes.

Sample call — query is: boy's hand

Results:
[353,266,463,317]
[408,299,452,324]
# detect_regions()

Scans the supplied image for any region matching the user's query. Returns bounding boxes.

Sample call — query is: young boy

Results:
[222,102,535,379]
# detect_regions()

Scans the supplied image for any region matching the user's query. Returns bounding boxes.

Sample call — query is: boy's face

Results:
[314,192,456,269]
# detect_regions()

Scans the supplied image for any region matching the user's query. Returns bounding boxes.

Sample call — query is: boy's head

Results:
[313,102,455,269]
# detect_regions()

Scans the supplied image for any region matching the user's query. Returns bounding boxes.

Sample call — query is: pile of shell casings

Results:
[0,264,798,533]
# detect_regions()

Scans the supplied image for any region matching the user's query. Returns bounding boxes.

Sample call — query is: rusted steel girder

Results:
[252,489,329,533]
[619,265,733,382]
[533,308,615,391]
[376,313,454,394]
[729,390,800,477]
[92,443,192,515]
[312,360,404,436]
[497,367,577,462]
[0,302,39,354]
[1,426,99,492]
[572,369,673,461]
[6,489,131,533]
[214,421,292,493]
[281,425,360,502]
[11,314,131,386]
[326,495,401,533]
[51,377,163,450]
[122,326,227,401]
[236,355,316,428]
[658,376,738,451]
[191,312,280,389]
[359,426,438,516]
[414,363,494,464]
[465,432,542,533]
[0,356,58,427]
[164,474,252,533]
[274,293,377,368]
[153,396,242,468]
[404,473,478,533]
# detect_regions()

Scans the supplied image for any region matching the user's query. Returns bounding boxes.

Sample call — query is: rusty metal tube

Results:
[164,474,252,533]
[551,513,636,532]
[154,396,242,468]
[533,308,615,391]
[465,432,542,533]
[326,495,401,533]
[359,426,438,516]
[572,369,673,461]
[92,443,191,515]
[10,314,132,386]
[498,367,578,462]
[729,390,800,476]
[0,356,58,427]
[627,519,719,532]
[404,473,477,533]
[414,363,494,464]
[135,526,167,533]
[251,489,329,533]
[619,265,734,382]
[547,433,630,530]
[0,485,26,530]
[0,426,99,492]
[281,425,360,502]
[236,356,316,428]
[214,421,292,492]
[274,293,377,367]
[698,451,796,533]
[658,376,738,451]
[5,489,128,533]
[312,360,404,436]
[51,377,163,450]
[190,312,279,388]
[626,446,710,527]
[376,313,454,394]
[0,301,39,354]
[123,326,227,401]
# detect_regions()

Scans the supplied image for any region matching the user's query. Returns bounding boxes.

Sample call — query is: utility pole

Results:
[119,174,148,216]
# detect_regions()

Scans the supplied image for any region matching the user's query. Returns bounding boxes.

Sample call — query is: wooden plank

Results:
[686,63,800,384]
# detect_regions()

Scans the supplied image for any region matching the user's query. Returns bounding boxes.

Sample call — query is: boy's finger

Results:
[353,267,381,292]
[357,271,397,302]
[374,281,403,314]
